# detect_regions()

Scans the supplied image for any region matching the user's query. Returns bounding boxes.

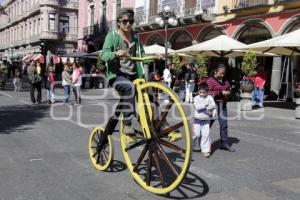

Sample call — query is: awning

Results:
[33,54,43,61]
[22,54,32,61]
[23,54,34,62]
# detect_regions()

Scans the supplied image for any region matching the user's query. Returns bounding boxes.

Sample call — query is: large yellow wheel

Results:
[120,82,192,194]
[89,127,114,171]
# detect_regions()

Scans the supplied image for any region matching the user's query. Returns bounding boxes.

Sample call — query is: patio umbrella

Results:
[177,35,275,57]
[64,51,87,58]
[85,50,102,59]
[144,44,175,55]
[237,28,300,56]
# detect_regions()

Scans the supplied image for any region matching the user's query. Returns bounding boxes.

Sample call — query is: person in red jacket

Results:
[207,64,235,152]
[251,65,267,108]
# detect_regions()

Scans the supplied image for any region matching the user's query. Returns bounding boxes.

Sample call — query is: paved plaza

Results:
[0,82,300,200]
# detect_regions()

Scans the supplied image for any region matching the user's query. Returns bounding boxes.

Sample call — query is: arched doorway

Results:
[234,19,274,96]
[196,26,227,77]
[279,15,300,99]
[145,33,164,46]
[169,30,193,50]
[196,26,225,42]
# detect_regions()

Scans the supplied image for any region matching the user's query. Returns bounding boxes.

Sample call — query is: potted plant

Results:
[240,50,257,93]
[195,54,208,83]
[172,53,182,93]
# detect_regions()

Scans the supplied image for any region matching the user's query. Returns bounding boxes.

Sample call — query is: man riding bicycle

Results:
[101,8,145,135]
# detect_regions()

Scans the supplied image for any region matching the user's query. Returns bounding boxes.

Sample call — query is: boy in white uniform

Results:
[193,82,216,157]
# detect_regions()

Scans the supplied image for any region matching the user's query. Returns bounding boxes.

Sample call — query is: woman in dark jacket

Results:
[207,64,235,152]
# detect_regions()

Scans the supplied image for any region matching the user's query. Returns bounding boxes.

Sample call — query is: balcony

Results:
[231,0,272,10]
[40,0,78,10]
[83,23,108,36]
[40,30,77,42]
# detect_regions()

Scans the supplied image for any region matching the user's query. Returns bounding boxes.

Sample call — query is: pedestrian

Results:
[46,64,56,104]
[89,64,97,89]
[185,64,197,103]
[72,62,82,105]
[62,64,72,104]
[251,65,267,108]
[101,7,145,135]
[27,61,42,104]
[13,67,22,92]
[193,82,216,157]
[0,60,8,90]
[163,60,172,103]
[207,63,235,152]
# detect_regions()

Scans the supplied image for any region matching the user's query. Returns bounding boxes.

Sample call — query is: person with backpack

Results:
[27,61,42,104]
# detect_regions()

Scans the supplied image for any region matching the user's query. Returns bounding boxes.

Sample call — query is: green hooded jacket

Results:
[100,30,145,81]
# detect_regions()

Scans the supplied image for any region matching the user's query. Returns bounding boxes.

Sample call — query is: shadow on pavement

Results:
[211,137,240,155]
[263,101,296,110]
[0,104,49,134]
[163,171,209,199]
[106,160,127,173]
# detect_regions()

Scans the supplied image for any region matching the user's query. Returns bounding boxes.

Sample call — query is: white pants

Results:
[13,78,21,91]
[193,120,211,153]
[185,82,195,103]
[47,84,55,103]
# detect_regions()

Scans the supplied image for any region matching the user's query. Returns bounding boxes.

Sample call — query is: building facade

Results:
[78,0,136,53]
[0,0,78,61]
[134,0,300,98]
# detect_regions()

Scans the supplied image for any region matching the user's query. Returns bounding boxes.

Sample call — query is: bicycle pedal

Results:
[168,131,182,142]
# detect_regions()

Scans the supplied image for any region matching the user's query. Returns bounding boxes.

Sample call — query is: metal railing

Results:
[82,22,111,36]
[134,0,216,25]
[233,0,272,9]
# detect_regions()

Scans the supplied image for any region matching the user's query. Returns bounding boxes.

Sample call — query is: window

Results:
[59,15,69,33]
[49,13,55,30]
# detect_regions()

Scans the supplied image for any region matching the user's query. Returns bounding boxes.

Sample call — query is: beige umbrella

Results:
[177,35,275,57]
[144,44,175,55]
[237,28,300,56]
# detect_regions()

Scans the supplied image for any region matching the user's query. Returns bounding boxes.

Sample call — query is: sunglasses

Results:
[119,19,134,25]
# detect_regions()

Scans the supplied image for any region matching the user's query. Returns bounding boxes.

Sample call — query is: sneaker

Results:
[201,152,210,158]
[123,125,135,135]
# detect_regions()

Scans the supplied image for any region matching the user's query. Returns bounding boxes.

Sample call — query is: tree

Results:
[241,50,257,77]
[195,54,208,79]
[172,53,182,75]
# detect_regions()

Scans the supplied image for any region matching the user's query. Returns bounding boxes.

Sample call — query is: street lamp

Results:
[155,6,178,69]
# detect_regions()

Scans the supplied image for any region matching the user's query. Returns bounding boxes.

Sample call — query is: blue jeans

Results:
[252,87,264,107]
[63,85,70,103]
[210,102,228,146]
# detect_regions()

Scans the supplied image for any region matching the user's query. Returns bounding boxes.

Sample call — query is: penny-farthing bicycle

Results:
[88,58,192,195]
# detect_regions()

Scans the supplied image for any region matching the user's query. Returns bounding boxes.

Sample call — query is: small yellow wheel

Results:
[120,82,192,194]
[89,127,114,171]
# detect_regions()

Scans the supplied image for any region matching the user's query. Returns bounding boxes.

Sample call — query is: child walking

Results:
[193,82,216,158]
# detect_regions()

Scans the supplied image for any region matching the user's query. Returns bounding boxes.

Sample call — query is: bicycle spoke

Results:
[160,122,184,137]
[156,143,179,177]
[145,149,153,186]
[125,140,146,152]
[155,101,173,130]
[133,145,149,172]
[92,149,99,158]
[93,137,99,144]
[96,152,101,164]
[101,150,108,162]
[153,149,167,187]
[96,131,101,141]
[159,139,186,154]
[91,146,97,149]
